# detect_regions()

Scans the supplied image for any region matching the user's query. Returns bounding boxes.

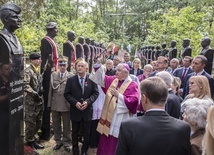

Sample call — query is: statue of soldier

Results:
[161,42,169,57]
[144,46,148,64]
[76,36,85,59]
[0,4,24,154]
[168,40,178,61]
[24,52,44,153]
[199,37,214,75]
[180,38,192,59]
[147,46,152,64]
[155,45,161,60]
[83,37,91,63]
[151,46,155,61]
[63,31,76,72]
[40,22,58,140]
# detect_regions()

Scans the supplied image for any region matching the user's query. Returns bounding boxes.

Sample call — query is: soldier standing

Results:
[48,56,72,152]
[24,52,44,152]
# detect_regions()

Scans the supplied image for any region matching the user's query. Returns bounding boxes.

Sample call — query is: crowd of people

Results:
[22,20,214,155]
[1,3,214,155]
[24,38,214,155]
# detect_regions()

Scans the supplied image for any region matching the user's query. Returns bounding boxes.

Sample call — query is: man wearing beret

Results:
[24,52,45,152]
[48,56,72,152]
[40,21,58,140]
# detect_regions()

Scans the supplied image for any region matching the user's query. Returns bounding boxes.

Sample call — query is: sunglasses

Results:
[59,64,66,67]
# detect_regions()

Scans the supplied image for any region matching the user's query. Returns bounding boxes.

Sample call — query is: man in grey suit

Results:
[116,77,191,155]
[48,56,72,152]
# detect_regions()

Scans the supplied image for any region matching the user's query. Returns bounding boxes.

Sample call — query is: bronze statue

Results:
[63,31,76,71]
[180,38,192,59]
[168,40,178,61]
[161,42,169,57]
[155,45,161,60]
[0,3,24,154]
[199,37,213,75]
[76,36,84,59]
[40,21,58,140]
[83,37,91,63]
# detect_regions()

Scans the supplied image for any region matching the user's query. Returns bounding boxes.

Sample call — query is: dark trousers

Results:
[40,78,50,139]
[90,120,100,147]
[72,120,91,153]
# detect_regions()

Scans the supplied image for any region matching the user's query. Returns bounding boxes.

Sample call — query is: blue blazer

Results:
[173,67,193,88]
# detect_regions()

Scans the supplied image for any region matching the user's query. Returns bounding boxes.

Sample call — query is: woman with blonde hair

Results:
[202,106,214,155]
[172,76,183,103]
[181,76,213,119]
[129,58,143,76]
[185,76,212,101]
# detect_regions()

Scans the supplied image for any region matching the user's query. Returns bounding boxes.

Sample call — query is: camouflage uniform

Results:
[24,64,44,142]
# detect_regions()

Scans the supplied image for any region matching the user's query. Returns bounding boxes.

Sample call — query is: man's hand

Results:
[76,102,82,110]
[81,101,88,110]
[110,88,119,98]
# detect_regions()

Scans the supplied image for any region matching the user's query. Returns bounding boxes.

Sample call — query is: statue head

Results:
[201,37,211,48]
[67,31,75,42]
[161,43,166,49]
[171,40,176,48]
[78,36,84,44]
[91,40,95,45]
[0,3,21,32]
[151,46,155,50]
[85,37,90,44]
[156,45,160,50]
[46,22,58,38]
[182,38,190,48]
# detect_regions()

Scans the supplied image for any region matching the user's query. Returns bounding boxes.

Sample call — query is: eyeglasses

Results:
[156,61,164,64]
[59,64,66,67]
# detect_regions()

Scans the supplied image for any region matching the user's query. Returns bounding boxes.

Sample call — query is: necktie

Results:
[182,69,187,80]
[60,73,63,79]
[80,78,84,94]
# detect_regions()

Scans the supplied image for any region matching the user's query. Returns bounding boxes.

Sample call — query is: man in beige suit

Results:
[48,56,72,152]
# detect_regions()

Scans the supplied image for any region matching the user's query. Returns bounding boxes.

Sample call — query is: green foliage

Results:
[1,0,213,56]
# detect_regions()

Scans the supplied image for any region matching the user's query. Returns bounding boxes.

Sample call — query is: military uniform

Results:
[47,56,72,151]
[48,70,72,148]
[24,64,44,143]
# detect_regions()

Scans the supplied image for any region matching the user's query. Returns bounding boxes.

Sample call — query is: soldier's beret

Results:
[29,52,41,60]
[46,22,57,29]
[58,55,68,65]
[0,3,21,14]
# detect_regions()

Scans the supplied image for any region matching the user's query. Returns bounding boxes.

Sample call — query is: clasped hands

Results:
[110,88,119,98]
[76,101,88,110]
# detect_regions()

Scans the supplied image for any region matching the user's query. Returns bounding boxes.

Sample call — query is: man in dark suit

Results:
[149,56,168,77]
[183,55,214,99]
[64,60,99,155]
[116,77,191,155]
[173,56,193,92]
[156,71,181,119]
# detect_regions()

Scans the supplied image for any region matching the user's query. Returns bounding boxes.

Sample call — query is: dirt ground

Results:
[37,135,97,155]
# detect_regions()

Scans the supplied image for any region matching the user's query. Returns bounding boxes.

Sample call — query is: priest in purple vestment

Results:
[89,62,140,155]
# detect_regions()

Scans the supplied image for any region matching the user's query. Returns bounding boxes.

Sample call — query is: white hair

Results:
[183,98,213,129]
[105,59,113,65]
[156,71,173,88]
[144,64,153,71]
